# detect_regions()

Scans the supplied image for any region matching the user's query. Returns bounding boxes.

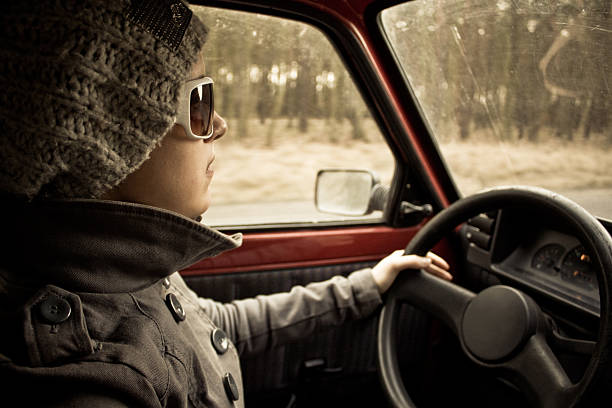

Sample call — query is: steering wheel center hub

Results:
[461,285,537,362]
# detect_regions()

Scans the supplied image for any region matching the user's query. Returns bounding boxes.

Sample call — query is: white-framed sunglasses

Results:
[175,76,214,140]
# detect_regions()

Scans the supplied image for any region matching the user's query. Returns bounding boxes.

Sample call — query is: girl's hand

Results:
[371,250,452,294]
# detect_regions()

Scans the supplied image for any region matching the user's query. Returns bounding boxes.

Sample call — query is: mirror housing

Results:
[315,169,388,216]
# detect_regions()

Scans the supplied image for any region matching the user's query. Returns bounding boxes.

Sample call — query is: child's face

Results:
[102,56,227,219]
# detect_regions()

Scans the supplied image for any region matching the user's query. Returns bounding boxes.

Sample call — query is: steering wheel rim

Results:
[377,186,612,408]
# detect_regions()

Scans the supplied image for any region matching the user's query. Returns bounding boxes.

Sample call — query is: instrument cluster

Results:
[495,230,601,316]
[531,243,597,291]
[465,212,604,318]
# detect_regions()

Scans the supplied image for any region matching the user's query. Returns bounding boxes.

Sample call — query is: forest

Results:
[196,1,611,144]
[195,7,370,145]
[383,0,611,143]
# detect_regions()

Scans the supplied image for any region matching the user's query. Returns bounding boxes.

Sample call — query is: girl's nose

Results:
[207,111,227,142]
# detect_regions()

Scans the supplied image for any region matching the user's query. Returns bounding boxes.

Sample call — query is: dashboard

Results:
[496,230,600,316]
[463,210,601,318]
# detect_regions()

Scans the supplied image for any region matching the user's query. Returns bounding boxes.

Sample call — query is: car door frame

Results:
[187,0,460,275]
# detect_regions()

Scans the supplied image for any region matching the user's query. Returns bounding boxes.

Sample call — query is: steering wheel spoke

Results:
[391,270,474,336]
[503,334,577,408]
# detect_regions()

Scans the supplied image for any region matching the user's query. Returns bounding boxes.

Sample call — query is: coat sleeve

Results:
[191,268,382,357]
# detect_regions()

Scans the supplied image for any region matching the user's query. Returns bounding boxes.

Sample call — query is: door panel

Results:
[181,226,457,405]
[183,259,432,406]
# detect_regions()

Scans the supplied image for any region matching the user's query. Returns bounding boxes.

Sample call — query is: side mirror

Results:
[315,169,388,216]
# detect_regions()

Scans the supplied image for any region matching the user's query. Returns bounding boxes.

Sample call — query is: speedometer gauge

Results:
[531,243,564,275]
[561,245,596,289]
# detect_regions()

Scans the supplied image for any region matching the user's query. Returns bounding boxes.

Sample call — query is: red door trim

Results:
[181,225,423,276]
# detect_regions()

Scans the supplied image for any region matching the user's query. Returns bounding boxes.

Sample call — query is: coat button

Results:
[38,294,71,324]
[162,277,171,289]
[211,328,229,354]
[166,293,186,322]
[223,372,239,402]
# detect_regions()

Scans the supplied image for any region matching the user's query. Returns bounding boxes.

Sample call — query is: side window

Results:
[192,7,395,227]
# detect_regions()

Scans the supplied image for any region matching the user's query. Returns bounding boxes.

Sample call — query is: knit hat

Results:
[0,0,208,199]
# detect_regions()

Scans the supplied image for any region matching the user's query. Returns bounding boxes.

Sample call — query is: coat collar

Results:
[1,198,242,293]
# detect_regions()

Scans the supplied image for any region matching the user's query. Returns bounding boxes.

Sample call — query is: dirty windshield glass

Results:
[381,0,611,220]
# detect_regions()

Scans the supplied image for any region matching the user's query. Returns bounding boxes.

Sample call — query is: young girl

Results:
[0,1,451,406]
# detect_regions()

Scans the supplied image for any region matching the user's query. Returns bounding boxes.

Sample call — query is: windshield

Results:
[380,0,611,220]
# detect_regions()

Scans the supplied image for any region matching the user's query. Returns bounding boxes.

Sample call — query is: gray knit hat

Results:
[0,0,208,199]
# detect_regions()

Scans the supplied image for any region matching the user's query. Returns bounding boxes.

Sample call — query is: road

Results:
[559,188,612,221]
[203,200,380,227]
[203,188,612,227]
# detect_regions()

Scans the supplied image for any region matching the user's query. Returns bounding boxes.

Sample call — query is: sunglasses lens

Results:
[189,83,213,138]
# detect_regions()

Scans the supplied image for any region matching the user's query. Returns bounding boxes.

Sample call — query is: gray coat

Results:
[0,198,382,407]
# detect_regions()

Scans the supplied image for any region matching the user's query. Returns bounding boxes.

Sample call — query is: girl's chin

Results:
[198,194,212,216]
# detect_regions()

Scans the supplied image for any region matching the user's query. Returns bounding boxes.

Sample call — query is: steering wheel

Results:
[377,186,612,408]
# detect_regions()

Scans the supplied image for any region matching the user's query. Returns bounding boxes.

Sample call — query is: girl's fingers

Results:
[372,250,453,294]
[392,254,431,270]
[424,262,453,281]
[426,251,450,270]
[394,251,449,272]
